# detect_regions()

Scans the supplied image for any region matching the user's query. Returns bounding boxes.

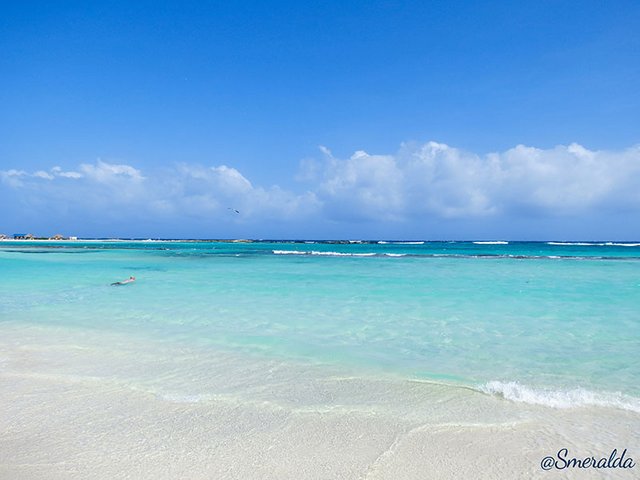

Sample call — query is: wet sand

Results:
[1,324,638,479]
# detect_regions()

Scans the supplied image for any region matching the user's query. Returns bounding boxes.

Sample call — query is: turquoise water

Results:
[1,240,639,405]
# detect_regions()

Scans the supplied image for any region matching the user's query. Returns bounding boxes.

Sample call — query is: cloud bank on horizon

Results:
[2,141,640,239]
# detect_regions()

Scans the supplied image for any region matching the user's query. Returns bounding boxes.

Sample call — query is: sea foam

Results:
[473,241,509,245]
[273,250,376,257]
[547,242,605,246]
[481,381,640,413]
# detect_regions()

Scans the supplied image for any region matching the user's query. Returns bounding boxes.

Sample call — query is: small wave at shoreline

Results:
[480,381,640,413]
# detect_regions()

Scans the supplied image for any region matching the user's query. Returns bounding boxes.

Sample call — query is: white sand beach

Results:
[1,324,637,480]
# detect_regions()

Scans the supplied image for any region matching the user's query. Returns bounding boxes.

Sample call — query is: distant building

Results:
[49,234,65,240]
[13,233,27,239]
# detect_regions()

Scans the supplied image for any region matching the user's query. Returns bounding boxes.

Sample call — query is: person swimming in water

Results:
[111,276,135,286]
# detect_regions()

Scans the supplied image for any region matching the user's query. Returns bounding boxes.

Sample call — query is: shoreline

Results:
[1,323,638,479]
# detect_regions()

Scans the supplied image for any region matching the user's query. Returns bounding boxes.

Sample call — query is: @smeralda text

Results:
[540,448,635,471]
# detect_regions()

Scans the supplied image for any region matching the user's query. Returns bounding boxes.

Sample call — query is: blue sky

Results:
[1,1,639,239]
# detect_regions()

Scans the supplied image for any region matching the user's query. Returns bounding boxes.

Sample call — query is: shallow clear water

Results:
[1,240,639,405]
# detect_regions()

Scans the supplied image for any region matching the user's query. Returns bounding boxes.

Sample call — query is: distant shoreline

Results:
[1,238,640,244]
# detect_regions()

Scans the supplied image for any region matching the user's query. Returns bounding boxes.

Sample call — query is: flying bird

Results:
[228,208,240,214]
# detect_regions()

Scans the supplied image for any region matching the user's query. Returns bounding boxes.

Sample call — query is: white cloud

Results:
[33,171,54,180]
[317,149,405,221]
[79,160,144,183]
[2,142,639,234]
[51,166,83,179]
[403,141,497,218]
[1,166,84,186]
[171,163,318,220]
[0,169,28,187]
[0,159,318,224]
[313,141,640,220]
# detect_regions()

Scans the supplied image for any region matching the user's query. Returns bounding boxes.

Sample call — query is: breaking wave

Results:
[480,381,640,413]
[548,242,640,247]
[547,242,605,246]
[272,250,375,257]
[473,241,509,245]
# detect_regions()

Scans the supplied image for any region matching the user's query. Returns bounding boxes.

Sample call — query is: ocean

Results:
[1,239,638,412]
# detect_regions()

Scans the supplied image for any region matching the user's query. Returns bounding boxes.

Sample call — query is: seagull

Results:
[228,208,240,214]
